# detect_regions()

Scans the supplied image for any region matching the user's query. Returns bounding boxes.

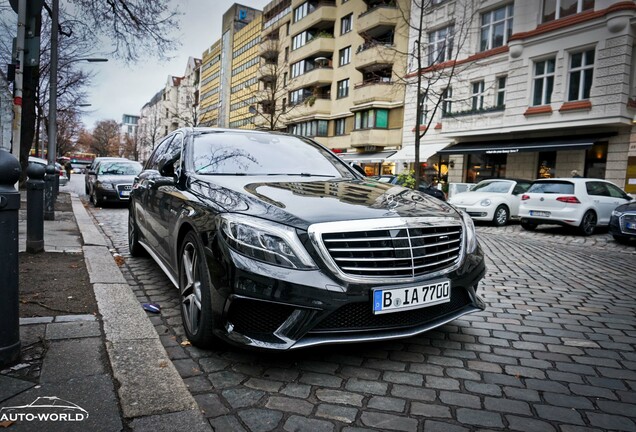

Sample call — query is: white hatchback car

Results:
[519,178,632,235]
[448,179,532,226]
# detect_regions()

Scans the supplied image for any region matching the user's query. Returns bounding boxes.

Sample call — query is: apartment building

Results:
[402,0,636,193]
[259,0,411,176]
[198,4,262,128]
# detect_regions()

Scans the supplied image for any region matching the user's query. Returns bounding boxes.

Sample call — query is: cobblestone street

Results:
[88,203,636,432]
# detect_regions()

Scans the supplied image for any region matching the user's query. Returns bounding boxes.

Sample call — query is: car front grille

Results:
[117,184,133,192]
[310,287,472,333]
[320,224,462,278]
[226,298,295,335]
[620,213,636,234]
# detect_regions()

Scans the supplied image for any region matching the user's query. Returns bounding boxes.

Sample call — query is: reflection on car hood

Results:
[615,201,636,213]
[190,176,458,230]
[96,175,137,184]
[449,191,504,205]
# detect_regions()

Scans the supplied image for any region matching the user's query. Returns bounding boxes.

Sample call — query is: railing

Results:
[359,3,398,18]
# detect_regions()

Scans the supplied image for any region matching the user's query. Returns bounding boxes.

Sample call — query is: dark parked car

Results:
[129,128,486,350]
[372,175,447,201]
[89,159,142,206]
[609,201,636,244]
[85,156,120,195]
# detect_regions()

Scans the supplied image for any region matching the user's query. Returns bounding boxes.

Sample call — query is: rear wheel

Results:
[520,220,537,231]
[179,231,216,348]
[492,205,509,227]
[128,208,146,257]
[579,211,597,236]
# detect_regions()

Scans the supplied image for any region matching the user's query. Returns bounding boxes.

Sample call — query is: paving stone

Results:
[569,383,618,400]
[535,405,585,425]
[266,396,313,415]
[316,389,364,406]
[208,371,246,388]
[525,379,569,394]
[363,359,407,371]
[40,338,105,383]
[483,397,531,415]
[45,321,101,340]
[360,411,418,432]
[283,415,334,432]
[456,408,503,428]
[341,366,381,380]
[367,396,406,413]
[596,400,636,415]
[586,376,627,390]
[280,383,311,398]
[483,372,524,388]
[422,421,470,432]
[198,357,230,373]
[409,363,444,376]
[193,393,229,418]
[345,378,388,395]
[390,384,436,402]
[467,361,502,373]
[384,371,423,386]
[426,376,460,390]
[222,388,266,409]
[439,391,481,408]
[506,415,557,432]
[446,368,481,381]
[586,412,636,431]
[0,375,35,403]
[208,415,247,432]
[316,404,358,423]
[546,371,585,384]
[238,408,283,432]
[505,365,546,379]
[183,375,213,393]
[299,372,343,388]
[130,409,211,432]
[172,358,202,378]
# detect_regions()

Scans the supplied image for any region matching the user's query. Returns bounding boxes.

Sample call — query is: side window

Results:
[146,136,174,170]
[167,134,184,176]
[512,182,530,195]
[586,181,609,197]
[606,183,627,199]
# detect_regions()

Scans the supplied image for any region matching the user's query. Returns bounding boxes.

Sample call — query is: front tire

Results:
[179,231,215,348]
[91,190,102,207]
[579,211,597,236]
[492,205,509,227]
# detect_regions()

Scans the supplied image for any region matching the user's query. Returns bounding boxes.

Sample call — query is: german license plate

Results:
[120,190,131,197]
[627,222,636,229]
[530,210,550,217]
[372,280,451,315]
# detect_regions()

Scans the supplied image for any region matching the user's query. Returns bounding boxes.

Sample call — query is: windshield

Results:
[527,181,574,194]
[98,161,142,175]
[191,132,354,178]
[471,181,512,193]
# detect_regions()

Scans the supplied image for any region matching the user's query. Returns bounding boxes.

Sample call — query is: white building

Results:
[401,0,636,194]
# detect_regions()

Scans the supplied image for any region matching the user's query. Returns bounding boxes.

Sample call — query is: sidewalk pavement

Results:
[1,192,211,431]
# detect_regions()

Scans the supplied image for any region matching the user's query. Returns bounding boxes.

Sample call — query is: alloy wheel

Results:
[494,206,508,226]
[180,242,202,336]
[581,211,597,236]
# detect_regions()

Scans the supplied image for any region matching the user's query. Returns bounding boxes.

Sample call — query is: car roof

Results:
[476,178,531,183]
[531,177,607,183]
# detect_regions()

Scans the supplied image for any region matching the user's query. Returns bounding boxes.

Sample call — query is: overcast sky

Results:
[82,0,272,129]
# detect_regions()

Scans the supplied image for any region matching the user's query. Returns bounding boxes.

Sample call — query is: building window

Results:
[442,87,452,115]
[292,32,308,50]
[542,0,594,23]
[285,47,289,61]
[568,49,594,101]
[496,76,506,108]
[339,46,351,66]
[480,4,514,51]
[294,2,310,23]
[283,72,288,86]
[341,14,352,35]
[288,120,328,137]
[335,118,346,135]
[532,58,555,106]
[291,60,306,78]
[286,22,290,35]
[472,81,484,111]
[354,109,389,129]
[165,108,169,118]
[428,26,454,65]
[337,79,349,98]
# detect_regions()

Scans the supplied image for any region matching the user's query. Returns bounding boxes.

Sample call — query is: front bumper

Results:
[207,242,486,350]
[96,184,133,202]
[454,205,494,221]
[609,213,636,237]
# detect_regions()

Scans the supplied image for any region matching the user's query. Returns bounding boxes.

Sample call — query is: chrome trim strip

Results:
[307,217,465,284]
[139,240,179,288]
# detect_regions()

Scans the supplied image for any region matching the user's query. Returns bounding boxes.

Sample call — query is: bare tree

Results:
[138,100,164,159]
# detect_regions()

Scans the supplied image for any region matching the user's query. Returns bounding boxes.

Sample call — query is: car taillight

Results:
[556,196,580,204]
[521,194,530,201]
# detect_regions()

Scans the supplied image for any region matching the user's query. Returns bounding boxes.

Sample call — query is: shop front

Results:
[339,150,397,176]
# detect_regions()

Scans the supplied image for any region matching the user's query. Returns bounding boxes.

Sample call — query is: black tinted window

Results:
[606,183,627,199]
[146,136,174,170]
[586,182,609,197]
[512,182,531,195]
[191,132,353,178]
[527,181,574,194]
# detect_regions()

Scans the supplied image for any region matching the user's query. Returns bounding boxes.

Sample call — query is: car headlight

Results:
[611,210,623,218]
[461,210,478,253]
[480,199,491,207]
[219,214,316,270]
[97,182,114,190]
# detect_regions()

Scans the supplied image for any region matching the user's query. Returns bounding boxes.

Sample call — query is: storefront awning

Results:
[386,142,451,162]
[438,135,614,155]
[339,150,396,163]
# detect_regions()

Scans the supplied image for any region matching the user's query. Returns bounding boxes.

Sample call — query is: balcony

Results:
[353,81,402,106]
[290,67,334,88]
[358,5,399,37]
[350,128,402,148]
[355,43,396,71]
[259,42,279,62]
[289,36,335,64]
[288,96,332,119]
[290,2,337,35]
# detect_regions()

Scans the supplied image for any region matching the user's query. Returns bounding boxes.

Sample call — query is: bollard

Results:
[44,163,55,221]
[26,163,46,253]
[0,149,22,367]
[53,166,60,199]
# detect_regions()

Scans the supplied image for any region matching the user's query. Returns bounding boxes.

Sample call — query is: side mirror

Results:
[158,152,179,177]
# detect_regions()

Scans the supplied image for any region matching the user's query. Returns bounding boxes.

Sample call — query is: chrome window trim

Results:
[308,217,465,284]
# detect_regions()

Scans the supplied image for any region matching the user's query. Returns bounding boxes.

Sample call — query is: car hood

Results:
[189,176,458,230]
[616,200,636,213]
[449,191,505,205]
[96,175,137,184]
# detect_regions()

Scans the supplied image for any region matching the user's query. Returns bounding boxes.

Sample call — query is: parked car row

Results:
[28,156,68,186]
[446,177,634,241]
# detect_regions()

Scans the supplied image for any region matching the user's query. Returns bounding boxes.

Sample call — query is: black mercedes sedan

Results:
[609,201,636,244]
[128,128,486,350]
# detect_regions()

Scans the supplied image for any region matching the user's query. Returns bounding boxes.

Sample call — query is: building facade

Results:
[402,0,636,193]
[259,0,411,176]
[0,70,12,152]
